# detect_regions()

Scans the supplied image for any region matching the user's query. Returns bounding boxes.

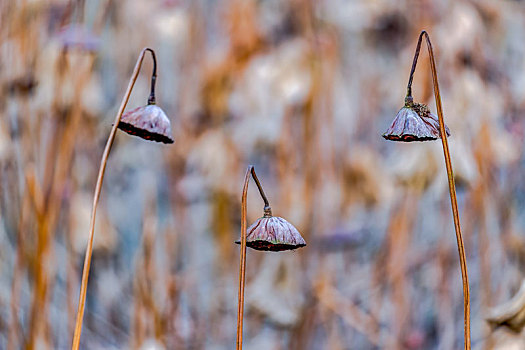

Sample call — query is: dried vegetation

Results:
[1,0,525,349]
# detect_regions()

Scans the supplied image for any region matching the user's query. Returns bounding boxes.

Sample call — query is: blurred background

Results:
[2,0,525,349]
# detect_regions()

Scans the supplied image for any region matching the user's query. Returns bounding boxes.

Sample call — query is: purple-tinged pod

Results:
[118,104,174,144]
[383,101,450,142]
[236,209,306,252]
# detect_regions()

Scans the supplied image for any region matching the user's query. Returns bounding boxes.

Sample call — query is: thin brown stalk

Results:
[236,167,250,350]
[236,166,269,350]
[408,30,471,350]
[71,47,155,350]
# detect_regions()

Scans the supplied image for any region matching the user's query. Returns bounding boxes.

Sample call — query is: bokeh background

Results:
[2,0,525,349]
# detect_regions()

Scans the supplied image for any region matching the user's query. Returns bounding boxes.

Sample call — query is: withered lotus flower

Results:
[383,97,450,142]
[118,104,174,144]
[236,166,306,350]
[236,208,306,251]
[118,48,174,144]
[72,48,174,350]
[382,31,471,349]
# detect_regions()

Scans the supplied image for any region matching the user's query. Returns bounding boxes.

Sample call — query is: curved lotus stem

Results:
[146,48,157,105]
[237,166,270,350]
[407,31,471,350]
[406,32,424,99]
[71,47,157,350]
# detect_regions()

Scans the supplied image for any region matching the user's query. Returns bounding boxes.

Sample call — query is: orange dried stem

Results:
[416,30,471,350]
[71,47,155,350]
[236,166,270,350]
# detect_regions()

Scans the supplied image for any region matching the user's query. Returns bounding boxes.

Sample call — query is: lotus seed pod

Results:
[118,104,174,144]
[236,208,306,251]
[383,100,450,142]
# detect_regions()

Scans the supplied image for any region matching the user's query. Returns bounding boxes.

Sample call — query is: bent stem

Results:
[71,47,156,350]
[146,48,157,105]
[236,166,270,350]
[409,31,471,350]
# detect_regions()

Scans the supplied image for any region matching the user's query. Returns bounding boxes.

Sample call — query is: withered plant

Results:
[236,166,306,350]
[383,30,471,349]
[71,47,173,350]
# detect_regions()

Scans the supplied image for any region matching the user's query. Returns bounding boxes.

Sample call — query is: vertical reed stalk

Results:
[71,47,155,350]
[407,30,471,350]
